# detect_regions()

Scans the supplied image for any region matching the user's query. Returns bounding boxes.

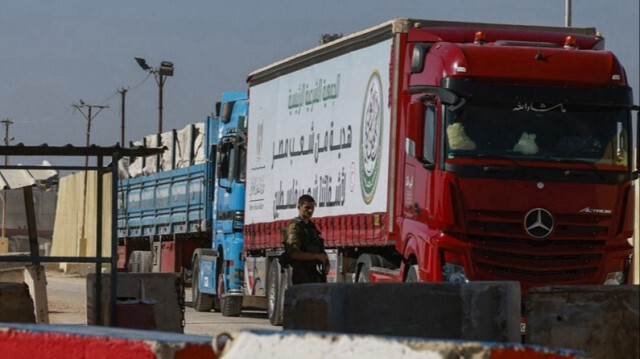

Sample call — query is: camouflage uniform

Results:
[284,216,326,284]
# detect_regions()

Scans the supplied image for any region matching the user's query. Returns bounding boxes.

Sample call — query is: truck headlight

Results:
[604,271,625,285]
[442,263,469,283]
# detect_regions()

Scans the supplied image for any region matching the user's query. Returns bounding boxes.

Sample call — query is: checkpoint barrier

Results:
[216,330,586,358]
[282,281,521,343]
[0,325,587,359]
[525,285,639,359]
[87,273,184,332]
[0,323,215,359]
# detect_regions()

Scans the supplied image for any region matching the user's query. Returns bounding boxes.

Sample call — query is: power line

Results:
[98,72,153,106]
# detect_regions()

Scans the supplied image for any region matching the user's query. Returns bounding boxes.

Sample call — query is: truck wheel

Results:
[405,265,420,282]
[129,251,141,272]
[192,257,214,312]
[277,266,291,326]
[221,295,243,317]
[139,251,152,272]
[356,254,383,282]
[218,272,242,316]
[267,259,282,325]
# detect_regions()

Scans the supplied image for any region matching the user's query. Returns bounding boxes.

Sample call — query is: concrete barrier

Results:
[0,265,48,323]
[525,285,639,359]
[283,282,521,343]
[0,325,586,359]
[87,273,184,332]
[217,330,586,359]
[0,283,35,323]
[0,323,216,359]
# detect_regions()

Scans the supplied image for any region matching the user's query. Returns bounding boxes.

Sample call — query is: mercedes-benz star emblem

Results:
[524,208,554,238]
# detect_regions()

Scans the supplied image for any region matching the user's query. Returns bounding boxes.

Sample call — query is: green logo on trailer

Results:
[359,70,383,204]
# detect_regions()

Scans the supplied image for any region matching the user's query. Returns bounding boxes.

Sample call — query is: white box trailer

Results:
[245,29,394,226]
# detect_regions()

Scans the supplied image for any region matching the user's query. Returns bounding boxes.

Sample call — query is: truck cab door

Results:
[403,100,437,223]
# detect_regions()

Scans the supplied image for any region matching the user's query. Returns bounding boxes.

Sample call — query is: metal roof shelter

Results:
[0,167,38,190]
[0,144,164,326]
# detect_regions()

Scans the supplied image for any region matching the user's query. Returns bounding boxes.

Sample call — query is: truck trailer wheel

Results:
[356,253,384,282]
[405,264,420,282]
[129,250,153,273]
[128,251,140,272]
[192,257,214,312]
[139,251,152,272]
[267,259,282,325]
[277,266,291,325]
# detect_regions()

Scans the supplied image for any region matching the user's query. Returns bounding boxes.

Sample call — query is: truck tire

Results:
[267,259,282,325]
[129,251,140,272]
[220,296,243,317]
[129,250,152,272]
[218,272,242,317]
[139,251,152,272]
[405,264,420,282]
[277,266,291,325]
[192,256,214,312]
[356,254,384,282]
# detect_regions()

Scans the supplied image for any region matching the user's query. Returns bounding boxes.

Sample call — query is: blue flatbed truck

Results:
[117,92,248,316]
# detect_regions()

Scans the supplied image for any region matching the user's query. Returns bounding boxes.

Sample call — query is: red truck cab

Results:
[395,24,636,290]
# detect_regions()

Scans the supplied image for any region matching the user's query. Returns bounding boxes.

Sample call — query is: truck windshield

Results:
[444,103,630,168]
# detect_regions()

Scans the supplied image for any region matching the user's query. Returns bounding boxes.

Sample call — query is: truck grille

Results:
[464,209,610,287]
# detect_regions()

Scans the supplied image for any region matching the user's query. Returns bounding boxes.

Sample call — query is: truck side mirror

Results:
[411,43,432,73]
[220,101,236,124]
[216,142,232,192]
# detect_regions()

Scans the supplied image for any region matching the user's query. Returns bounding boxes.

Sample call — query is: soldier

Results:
[284,194,330,284]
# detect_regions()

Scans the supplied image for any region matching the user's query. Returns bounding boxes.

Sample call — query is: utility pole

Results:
[72,100,109,152]
[119,88,128,147]
[1,118,14,244]
[71,101,108,256]
[565,0,572,27]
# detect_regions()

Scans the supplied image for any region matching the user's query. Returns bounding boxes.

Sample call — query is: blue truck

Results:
[117,92,249,316]
[191,92,248,315]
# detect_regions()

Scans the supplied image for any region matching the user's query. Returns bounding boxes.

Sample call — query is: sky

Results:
[1,0,638,166]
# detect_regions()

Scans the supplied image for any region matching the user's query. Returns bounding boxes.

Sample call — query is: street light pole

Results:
[119,87,128,147]
[158,77,163,134]
[134,58,174,136]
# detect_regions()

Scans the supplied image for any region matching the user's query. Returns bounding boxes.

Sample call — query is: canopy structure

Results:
[0,160,58,191]
[0,144,164,326]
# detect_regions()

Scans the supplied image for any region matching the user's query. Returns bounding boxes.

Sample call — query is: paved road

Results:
[46,271,276,338]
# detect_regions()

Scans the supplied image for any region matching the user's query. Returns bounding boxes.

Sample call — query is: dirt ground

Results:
[46,270,87,324]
